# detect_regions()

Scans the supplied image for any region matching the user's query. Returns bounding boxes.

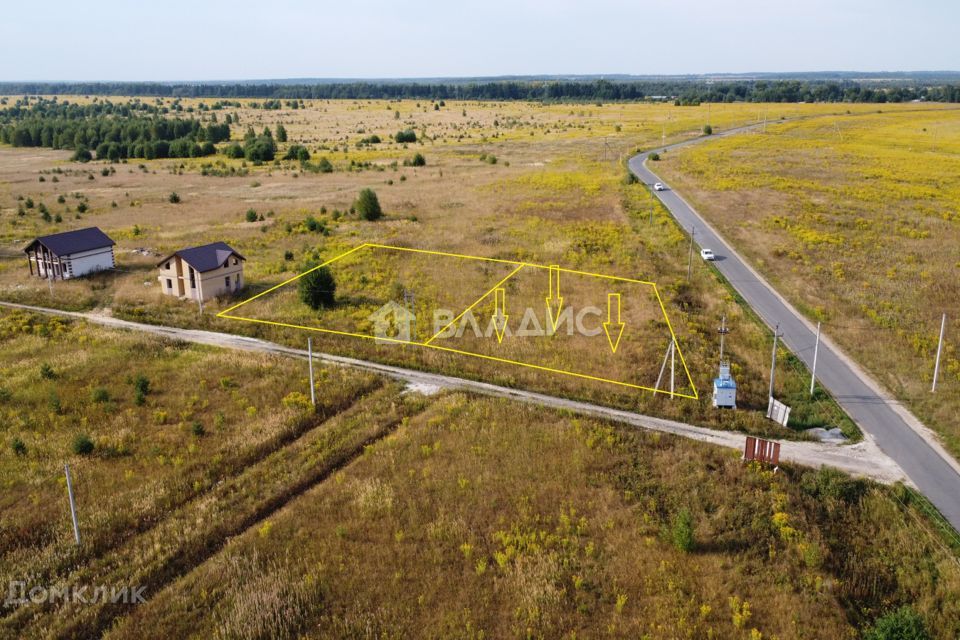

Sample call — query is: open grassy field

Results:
[654,107,960,455]
[0,98,912,439]
[1,309,958,639]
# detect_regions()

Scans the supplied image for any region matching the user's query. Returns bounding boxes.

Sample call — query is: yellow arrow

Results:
[603,293,625,353]
[493,287,508,343]
[545,265,563,332]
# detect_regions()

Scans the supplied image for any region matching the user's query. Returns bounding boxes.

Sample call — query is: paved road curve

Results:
[629,130,960,531]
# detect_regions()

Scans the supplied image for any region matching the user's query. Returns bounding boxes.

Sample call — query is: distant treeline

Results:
[0,98,231,160]
[2,79,960,103]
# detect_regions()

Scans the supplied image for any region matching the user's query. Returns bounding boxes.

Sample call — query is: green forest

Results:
[0,98,231,161]
[2,78,960,103]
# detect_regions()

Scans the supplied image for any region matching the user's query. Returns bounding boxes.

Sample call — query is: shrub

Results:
[134,374,151,396]
[11,437,27,456]
[72,145,92,162]
[76,202,88,213]
[649,152,661,161]
[284,250,294,261]
[39,362,56,379]
[0,387,10,403]
[72,433,95,456]
[864,606,930,640]
[245,208,258,223]
[243,135,276,162]
[394,129,417,143]
[354,188,382,221]
[191,421,206,437]
[282,391,313,411]
[703,124,713,135]
[298,265,336,310]
[671,508,694,552]
[360,134,381,144]
[284,144,310,162]
[224,142,245,159]
[408,152,426,167]
[316,157,334,173]
[48,393,61,414]
[91,387,110,403]
[168,192,181,204]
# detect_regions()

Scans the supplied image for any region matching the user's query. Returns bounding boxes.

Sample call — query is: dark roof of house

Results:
[158,242,245,273]
[23,227,115,256]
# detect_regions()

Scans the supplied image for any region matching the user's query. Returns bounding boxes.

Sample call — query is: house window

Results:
[165,261,170,270]
[225,276,231,289]
[232,258,238,266]
[166,279,173,289]
[189,268,196,289]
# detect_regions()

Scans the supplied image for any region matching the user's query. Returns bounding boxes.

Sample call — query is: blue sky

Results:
[2,0,957,80]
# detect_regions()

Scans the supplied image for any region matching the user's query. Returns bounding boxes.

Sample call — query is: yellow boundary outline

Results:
[424,263,527,345]
[216,243,698,399]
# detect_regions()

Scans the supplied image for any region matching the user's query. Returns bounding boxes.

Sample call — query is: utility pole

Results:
[670,340,675,398]
[64,464,80,545]
[655,340,676,398]
[769,323,783,401]
[717,315,729,362]
[810,321,821,396]
[687,226,696,281]
[307,337,316,406]
[932,313,947,393]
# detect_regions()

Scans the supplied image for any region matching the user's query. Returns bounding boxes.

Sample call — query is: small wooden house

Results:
[157,242,245,303]
[23,227,116,280]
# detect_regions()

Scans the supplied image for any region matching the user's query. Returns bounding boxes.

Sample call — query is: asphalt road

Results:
[629,130,960,530]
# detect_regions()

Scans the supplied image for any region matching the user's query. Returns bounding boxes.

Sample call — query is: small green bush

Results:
[168,192,181,204]
[354,188,383,221]
[299,265,336,310]
[649,152,661,161]
[864,606,930,640]
[245,208,258,222]
[11,437,27,456]
[91,387,110,403]
[671,508,694,552]
[72,433,95,456]
[39,363,56,379]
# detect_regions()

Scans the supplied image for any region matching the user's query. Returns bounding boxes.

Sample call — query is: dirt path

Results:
[0,300,908,484]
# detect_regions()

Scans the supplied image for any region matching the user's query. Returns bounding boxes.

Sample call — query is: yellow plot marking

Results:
[216,243,698,400]
[493,288,508,344]
[603,293,625,354]
[423,263,526,345]
[545,265,563,333]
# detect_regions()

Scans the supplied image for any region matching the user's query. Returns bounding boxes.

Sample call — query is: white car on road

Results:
[653,182,665,191]
[700,248,716,261]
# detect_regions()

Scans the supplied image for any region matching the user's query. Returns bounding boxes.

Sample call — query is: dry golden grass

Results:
[104,393,960,639]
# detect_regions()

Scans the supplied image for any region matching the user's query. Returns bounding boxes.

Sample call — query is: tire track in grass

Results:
[3,384,430,640]
[0,371,383,613]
